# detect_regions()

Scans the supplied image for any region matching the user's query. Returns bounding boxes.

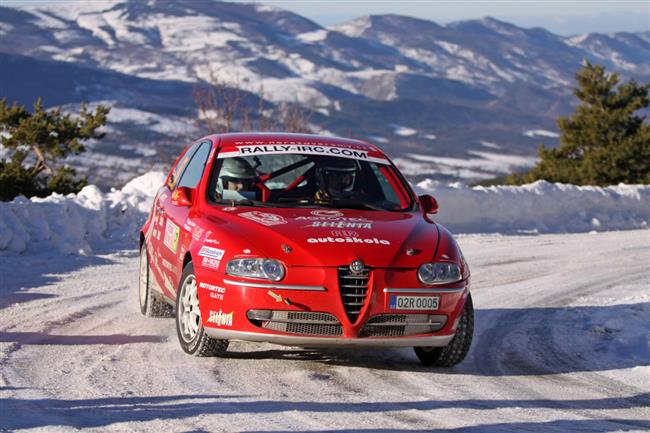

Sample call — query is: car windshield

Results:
[208,153,413,211]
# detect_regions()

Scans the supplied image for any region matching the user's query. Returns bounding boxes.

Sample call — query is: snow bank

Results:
[415,180,650,234]
[1,173,648,255]
[0,172,165,255]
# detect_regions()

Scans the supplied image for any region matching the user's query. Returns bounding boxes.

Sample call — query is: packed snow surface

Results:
[0,230,648,432]
[1,172,649,255]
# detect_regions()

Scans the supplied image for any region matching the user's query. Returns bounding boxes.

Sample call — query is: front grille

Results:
[248,310,343,336]
[359,314,447,337]
[338,266,370,323]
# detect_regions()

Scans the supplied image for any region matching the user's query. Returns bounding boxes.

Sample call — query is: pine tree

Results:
[510,62,650,185]
[0,98,110,201]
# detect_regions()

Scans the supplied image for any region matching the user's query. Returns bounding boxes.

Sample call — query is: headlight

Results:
[226,258,285,281]
[418,262,462,285]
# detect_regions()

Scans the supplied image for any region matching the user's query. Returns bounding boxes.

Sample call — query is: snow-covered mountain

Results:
[0,0,648,186]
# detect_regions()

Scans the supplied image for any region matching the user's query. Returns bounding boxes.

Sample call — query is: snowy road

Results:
[1,230,649,432]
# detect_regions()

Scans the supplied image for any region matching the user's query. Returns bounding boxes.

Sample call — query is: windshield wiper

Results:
[212,199,271,207]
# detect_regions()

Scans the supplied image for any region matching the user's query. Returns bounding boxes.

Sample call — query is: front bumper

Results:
[204,327,455,348]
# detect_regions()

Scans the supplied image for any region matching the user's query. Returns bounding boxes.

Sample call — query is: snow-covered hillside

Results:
[1,1,648,186]
[1,172,648,255]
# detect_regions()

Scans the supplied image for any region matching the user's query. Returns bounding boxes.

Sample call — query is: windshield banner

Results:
[217,143,389,164]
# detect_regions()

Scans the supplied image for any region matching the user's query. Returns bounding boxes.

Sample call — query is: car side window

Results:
[167,143,200,190]
[176,141,212,189]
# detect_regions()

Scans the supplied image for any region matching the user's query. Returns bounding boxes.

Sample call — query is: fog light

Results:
[247,310,274,321]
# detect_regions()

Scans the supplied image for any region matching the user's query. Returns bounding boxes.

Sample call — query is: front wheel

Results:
[175,262,229,357]
[414,293,474,367]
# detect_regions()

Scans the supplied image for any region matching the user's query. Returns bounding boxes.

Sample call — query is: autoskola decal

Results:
[163,219,180,253]
[307,236,391,245]
[217,143,389,164]
[207,310,233,327]
[239,211,287,226]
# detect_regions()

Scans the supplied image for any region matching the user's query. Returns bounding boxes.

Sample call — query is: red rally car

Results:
[139,133,473,366]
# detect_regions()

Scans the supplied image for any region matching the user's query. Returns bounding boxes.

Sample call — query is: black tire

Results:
[138,243,173,318]
[414,293,474,367]
[175,262,229,357]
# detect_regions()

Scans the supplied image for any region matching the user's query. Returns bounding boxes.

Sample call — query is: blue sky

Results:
[5,0,649,35]
[243,0,649,35]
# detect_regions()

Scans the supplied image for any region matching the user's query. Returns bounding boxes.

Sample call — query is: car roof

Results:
[209,132,381,152]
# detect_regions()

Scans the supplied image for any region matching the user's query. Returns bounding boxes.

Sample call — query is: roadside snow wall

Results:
[415,180,650,234]
[0,173,648,255]
[0,172,165,255]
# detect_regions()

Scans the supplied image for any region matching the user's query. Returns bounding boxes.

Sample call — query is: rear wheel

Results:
[138,243,172,318]
[175,262,229,356]
[414,293,474,367]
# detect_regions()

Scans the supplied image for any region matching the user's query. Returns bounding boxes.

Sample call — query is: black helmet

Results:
[315,157,357,197]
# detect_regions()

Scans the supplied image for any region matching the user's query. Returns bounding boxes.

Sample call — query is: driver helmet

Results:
[315,157,358,197]
[216,157,256,196]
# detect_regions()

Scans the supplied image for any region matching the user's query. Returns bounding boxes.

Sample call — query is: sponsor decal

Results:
[296,215,369,222]
[185,220,197,228]
[163,219,180,253]
[239,211,287,226]
[332,230,359,238]
[198,246,225,260]
[242,249,251,254]
[191,226,205,241]
[162,258,175,272]
[201,257,221,270]
[267,290,292,305]
[163,275,174,293]
[204,238,220,245]
[311,210,343,218]
[207,310,233,327]
[222,207,237,212]
[307,236,391,245]
[308,221,373,229]
[199,282,226,300]
[217,143,389,164]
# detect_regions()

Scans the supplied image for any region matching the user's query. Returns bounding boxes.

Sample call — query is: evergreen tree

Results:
[0,98,109,201]
[510,62,650,185]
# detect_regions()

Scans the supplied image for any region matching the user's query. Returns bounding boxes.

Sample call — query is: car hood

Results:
[203,207,439,268]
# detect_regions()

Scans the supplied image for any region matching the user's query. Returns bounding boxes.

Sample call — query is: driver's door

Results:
[159,140,212,297]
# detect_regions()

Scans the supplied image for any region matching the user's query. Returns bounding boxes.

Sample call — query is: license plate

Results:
[389,295,439,310]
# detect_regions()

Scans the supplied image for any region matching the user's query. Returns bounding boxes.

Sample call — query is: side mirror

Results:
[418,194,438,214]
[171,186,193,207]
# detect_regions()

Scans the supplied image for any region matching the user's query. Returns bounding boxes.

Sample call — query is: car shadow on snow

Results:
[0,393,648,431]
[0,253,115,310]
[251,418,650,433]
[220,303,650,377]
[0,331,165,346]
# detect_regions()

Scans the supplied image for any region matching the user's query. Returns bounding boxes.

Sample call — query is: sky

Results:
[4,0,649,35]
[241,0,650,35]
